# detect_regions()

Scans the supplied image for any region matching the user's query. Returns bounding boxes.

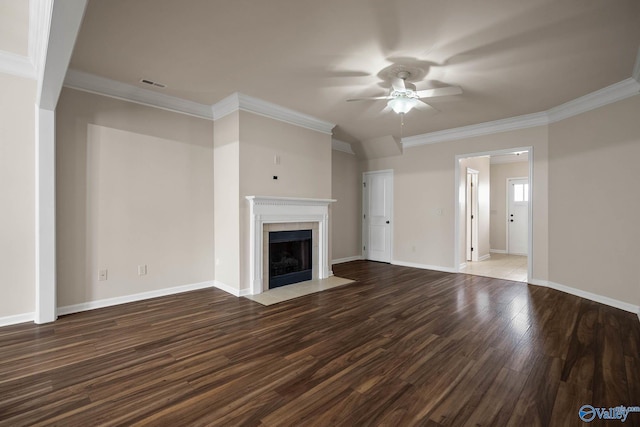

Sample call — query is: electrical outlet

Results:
[138,264,147,276]
[98,269,108,281]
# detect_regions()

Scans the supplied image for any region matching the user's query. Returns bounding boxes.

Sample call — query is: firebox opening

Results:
[269,229,312,289]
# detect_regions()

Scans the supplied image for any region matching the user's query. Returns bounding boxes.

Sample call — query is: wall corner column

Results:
[35,106,56,324]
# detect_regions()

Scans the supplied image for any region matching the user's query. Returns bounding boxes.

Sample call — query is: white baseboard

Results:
[459,262,467,270]
[212,280,252,297]
[528,278,640,315]
[490,249,507,254]
[331,255,363,265]
[391,260,457,274]
[0,312,35,327]
[478,254,491,262]
[58,281,215,316]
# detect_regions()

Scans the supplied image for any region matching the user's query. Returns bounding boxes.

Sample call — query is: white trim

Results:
[478,253,491,262]
[0,51,36,79]
[547,78,640,123]
[403,112,548,148]
[212,93,335,135]
[212,280,250,297]
[633,48,640,83]
[246,196,336,295]
[332,139,356,155]
[57,281,216,316]
[64,69,213,119]
[36,0,87,110]
[29,0,53,76]
[35,107,56,324]
[490,249,507,254]
[529,279,640,315]
[403,78,640,149]
[0,312,35,327]
[391,260,457,274]
[332,255,363,264]
[459,262,467,270]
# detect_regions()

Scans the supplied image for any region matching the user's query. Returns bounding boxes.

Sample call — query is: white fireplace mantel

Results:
[246,196,336,295]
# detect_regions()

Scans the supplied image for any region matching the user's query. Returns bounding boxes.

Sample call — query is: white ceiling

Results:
[69,0,640,145]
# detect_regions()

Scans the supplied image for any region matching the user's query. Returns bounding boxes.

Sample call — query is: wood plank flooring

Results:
[0,261,638,426]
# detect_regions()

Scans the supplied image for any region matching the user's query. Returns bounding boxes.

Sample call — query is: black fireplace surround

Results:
[268,229,312,289]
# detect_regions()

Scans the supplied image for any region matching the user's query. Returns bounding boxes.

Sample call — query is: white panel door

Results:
[364,171,393,262]
[508,178,529,255]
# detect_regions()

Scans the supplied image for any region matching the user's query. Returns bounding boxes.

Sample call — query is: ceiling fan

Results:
[347,70,462,114]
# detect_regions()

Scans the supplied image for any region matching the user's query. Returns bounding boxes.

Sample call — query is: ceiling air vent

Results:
[139,78,166,88]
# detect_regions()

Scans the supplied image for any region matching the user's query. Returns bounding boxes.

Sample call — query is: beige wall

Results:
[459,156,491,264]
[56,88,214,307]
[490,161,529,251]
[549,94,640,306]
[0,73,36,318]
[331,150,361,261]
[363,125,549,281]
[213,112,240,290]
[0,0,30,55]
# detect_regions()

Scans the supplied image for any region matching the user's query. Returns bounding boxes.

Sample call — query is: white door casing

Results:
[507,177,529,255]
[363,170,393,262]
[466,169,479,262]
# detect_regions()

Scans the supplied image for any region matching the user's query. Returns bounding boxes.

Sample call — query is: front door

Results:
[508,177,529,255]
[363,170,393,262]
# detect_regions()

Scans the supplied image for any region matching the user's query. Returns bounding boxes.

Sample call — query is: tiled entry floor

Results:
[462,253,528,282]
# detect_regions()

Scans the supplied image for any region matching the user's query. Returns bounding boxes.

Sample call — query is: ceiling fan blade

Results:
[391,77,406,92]
[414,99,439,112]
[416,86,463,98]
[347,96,393,102]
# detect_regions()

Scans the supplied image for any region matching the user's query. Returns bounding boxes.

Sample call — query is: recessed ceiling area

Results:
[68,0,640,143]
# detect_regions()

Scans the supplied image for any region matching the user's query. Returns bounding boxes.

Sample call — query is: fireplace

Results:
[246,196,336,295]
[269,229,312,288]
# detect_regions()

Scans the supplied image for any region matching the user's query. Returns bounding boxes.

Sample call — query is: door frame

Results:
[506,176,529,255]
[362,169,394,262]
[466,168,479,262]
[454,147,533,282]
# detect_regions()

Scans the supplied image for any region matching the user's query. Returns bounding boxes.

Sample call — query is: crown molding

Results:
[402,112,548,148]
[0,50,36,79]
[29,0,53,78]
[547,78,640,123]
[403,77,640,148]
[212,92,335,135]
[332,138,355,154]
[64,69,213,119]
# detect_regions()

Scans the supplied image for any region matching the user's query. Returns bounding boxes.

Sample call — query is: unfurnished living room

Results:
[1,1,640,425]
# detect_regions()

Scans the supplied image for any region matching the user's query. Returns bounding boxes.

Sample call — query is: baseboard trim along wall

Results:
[459,262,467,270]
[212,280,251,297]
[331,255,363,265]
[391,260,457,274]
[528,278,640,315]
[0,312,35,327]
[478,254,491,262]
[57,281,216,316]
[490,249,507,254]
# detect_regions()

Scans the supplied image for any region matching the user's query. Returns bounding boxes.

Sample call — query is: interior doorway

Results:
[455,148,532,283]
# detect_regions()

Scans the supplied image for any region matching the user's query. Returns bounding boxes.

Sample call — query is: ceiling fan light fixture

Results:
[388,96,418,114]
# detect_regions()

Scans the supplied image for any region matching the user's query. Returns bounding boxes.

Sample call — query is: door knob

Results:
[386,220,390,224]
[510,219,514,222]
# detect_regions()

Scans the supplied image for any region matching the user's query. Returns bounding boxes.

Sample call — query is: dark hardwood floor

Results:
[1,261,638,426]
